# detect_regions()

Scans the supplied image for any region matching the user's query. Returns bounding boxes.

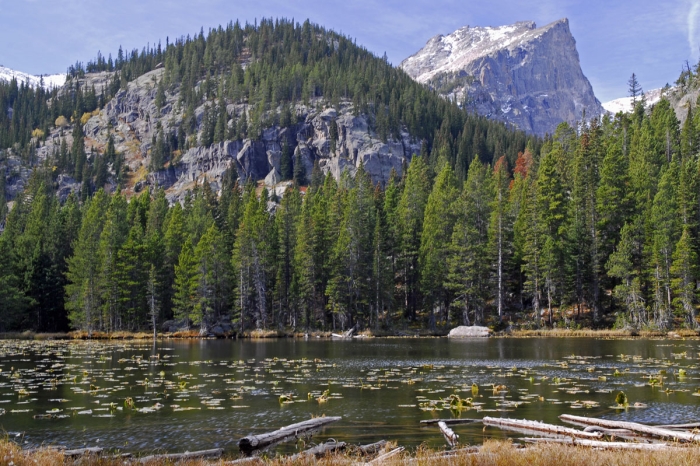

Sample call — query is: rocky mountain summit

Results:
[401,19,603,136]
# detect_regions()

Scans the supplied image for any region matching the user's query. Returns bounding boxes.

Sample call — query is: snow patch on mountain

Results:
[602,88,667,114]
[0,65,66,89]
[401,20,548,84]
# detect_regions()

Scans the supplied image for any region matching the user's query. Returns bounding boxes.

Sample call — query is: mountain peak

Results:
[400,18,602,136]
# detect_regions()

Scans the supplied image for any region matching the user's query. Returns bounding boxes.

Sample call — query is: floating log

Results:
[238,416,342,454]
[288,440,346,461]
[438,421,459,447]
[138,448,223,463]
[420,418,481,426]
[559,414,700,443]
[483,417,602,440]
[367,447,404,465]
[520,437,671,451]
[63,447,103,457]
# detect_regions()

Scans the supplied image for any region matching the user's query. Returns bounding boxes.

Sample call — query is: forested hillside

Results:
[1,19,697,334]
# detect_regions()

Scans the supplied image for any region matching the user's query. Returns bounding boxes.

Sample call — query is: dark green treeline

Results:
[3,97,700,333]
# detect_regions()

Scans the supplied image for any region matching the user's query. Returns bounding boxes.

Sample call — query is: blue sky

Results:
[0,0,696,101]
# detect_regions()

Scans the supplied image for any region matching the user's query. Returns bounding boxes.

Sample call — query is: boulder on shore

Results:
[448,325,492,338]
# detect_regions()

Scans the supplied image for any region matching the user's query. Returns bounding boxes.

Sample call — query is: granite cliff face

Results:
[11,68,418,202]
[401,19,603,136]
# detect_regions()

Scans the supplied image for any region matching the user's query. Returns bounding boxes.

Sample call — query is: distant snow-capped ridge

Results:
[602,88,667,114]
[0,65,66,89]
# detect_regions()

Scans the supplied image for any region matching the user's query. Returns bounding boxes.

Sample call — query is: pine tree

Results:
[446,159,492,326]
[489,156,512,322]
[98,192,128,332]
[396,155,431,321]
[671,226,698,327]
[607,221,646,327]
[419,163,458,328]
[293,151,306,186]
[628,73,642,106]
[535,144,568,325]
[280,139,293,181]
[274,187,302,327]
[649,163,679,328]
[193,224,229,332]
[66,189,109,335]
[232,188,274,329]
[115,224,147,330]
[173,239,198,328]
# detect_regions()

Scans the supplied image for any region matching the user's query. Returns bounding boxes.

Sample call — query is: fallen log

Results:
[238,416,342,454]
[559,414,700,443]
[520,437,671,451]
[288,440,346,461]
[139,448,224,463]
[655,422,700,430]
[581,426,653,443]
[357,440,387,456]
[367,446,404,465]
[420,418,481,425]
[482,417,602,440]
[438,421,459,447]
[63,447,103,457]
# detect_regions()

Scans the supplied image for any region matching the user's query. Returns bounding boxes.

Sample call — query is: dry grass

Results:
[505,328,700,338]
[6,439,700,466]
[68,330,158,340]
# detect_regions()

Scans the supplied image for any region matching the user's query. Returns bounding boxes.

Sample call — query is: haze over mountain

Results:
[401,19,604,136]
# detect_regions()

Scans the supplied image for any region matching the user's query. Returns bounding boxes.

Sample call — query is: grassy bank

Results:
[2,326,699,341]
[4,439,700,465]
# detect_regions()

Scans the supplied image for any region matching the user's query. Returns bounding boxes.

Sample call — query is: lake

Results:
[1,337,699,456]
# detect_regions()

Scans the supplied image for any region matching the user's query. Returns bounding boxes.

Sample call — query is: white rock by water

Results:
[448,326,492,338]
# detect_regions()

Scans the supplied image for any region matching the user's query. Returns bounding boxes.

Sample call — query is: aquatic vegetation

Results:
[614,391,628,407]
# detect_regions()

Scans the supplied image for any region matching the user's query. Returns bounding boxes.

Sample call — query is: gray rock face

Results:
[447,326,492,338]
[401,19,604,136]
[4,66,421,203]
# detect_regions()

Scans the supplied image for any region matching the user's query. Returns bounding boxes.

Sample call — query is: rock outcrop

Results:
[447,326,492,338]
[10,66,420,203]
[401,19,604,136]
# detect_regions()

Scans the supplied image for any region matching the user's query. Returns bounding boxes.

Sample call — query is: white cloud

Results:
[689,0,700,59]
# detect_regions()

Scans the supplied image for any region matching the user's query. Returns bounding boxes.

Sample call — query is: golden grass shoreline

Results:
[5,439,700,466]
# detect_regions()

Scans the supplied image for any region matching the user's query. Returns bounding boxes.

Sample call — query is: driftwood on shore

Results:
[367,446,404,465]
[560,414,700,443]
[331,327,355,339]
[287,440,346,461]
[356,440,388,456]
[238,416,342,454]
[138,448,224,463]
[483,416,603,440]
[521,437,672,451]
[63,447,103,457]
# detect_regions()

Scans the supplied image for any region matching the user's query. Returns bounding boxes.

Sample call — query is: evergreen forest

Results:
[1,19,700,334]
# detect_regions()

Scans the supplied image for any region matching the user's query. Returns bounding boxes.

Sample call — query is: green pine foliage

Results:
[5,20,700,333]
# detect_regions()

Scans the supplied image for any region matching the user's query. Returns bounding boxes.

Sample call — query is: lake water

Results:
[1,337,699,456]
